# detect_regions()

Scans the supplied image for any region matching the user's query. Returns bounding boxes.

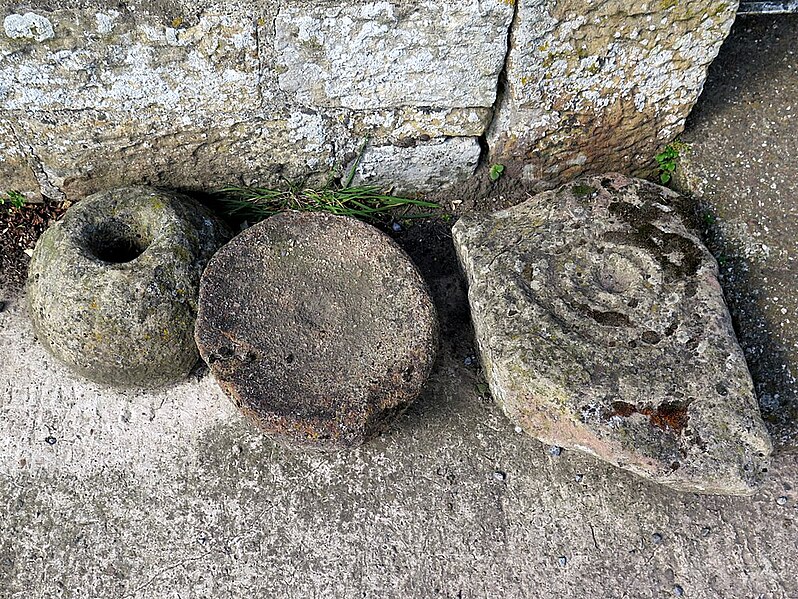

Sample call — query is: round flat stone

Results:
[195,211,438,448]
[26,186,230,387]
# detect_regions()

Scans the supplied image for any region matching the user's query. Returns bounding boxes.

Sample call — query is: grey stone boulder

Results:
[452,174,773,495]
[26,187,230,387]
[195,211,439,448]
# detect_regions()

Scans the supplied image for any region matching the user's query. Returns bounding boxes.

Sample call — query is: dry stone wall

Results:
[0,0,738,199]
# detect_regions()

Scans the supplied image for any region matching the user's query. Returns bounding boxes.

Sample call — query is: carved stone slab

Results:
[26,187,230,387]
[453,174,772,495]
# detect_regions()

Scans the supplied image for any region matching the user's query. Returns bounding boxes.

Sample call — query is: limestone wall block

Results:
[274,0,515,110]
[488,0,739,187]
[0,1,740,198]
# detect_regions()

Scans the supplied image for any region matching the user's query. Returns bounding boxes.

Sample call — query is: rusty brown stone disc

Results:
[195,211,438,448]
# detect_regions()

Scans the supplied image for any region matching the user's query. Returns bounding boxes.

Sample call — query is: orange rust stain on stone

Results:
[610,399,692,433]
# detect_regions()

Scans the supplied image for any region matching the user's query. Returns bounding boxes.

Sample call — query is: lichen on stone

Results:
[453,173,772,495]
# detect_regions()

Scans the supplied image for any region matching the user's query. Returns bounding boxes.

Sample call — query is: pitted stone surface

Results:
[1,10,261,114]
[452,173,772,495]
[488,0,739,187]
[0,4,495,196]
[12,109,339,200]
[348,138,482,194]
[26,186,230,387]
[274,0,514,109]
[1,1,738,197]
[0,120,41,201]
[3,11,53,41]
[195,211,439,448]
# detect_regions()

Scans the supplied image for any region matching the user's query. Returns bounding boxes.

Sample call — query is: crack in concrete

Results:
[253,15,265,111]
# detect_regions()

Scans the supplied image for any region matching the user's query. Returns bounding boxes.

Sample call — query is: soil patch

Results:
[423,162,540,214]
[0,201,67,294]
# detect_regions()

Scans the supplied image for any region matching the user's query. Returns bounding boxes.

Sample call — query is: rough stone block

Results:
[488,0,739,187]
[453,173,772,495]
[12,109,338,198]
[339,106,494,142]
[349,137,482,194]
[274,0,514,109]
[0,1,739,197]
[0,120,41,201]
[0,9,261,115]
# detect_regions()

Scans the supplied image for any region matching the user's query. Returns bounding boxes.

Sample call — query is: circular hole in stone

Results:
[85,219,150,264]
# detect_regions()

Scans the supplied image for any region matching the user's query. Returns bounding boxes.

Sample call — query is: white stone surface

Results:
[349,137,482,193]
[3,12,54,42]
[274,0,514,109]
[0,12,260,115]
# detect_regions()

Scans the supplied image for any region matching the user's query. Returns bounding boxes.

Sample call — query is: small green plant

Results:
[573,184,596,197]
[0,190,26,210]
[489,163,505,182]
[655,142,687,185]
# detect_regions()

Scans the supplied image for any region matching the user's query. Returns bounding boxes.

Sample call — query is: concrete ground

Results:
[2,289,798,599]
[678,14,798,451]
[2,14,798,599]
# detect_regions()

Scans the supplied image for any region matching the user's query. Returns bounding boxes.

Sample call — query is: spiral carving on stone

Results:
[517,191,705,350]
[453,174,772,495]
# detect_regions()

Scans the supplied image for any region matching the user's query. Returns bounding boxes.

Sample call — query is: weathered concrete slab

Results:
[453,174,772,495]
[1,289,797,597]
[676,14,798,452]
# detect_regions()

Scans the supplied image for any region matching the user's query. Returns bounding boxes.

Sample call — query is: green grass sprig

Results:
[216,183,439,224]
[216,139,440,224]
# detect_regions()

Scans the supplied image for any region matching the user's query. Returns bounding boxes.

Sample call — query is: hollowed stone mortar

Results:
[26,187,230,387]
